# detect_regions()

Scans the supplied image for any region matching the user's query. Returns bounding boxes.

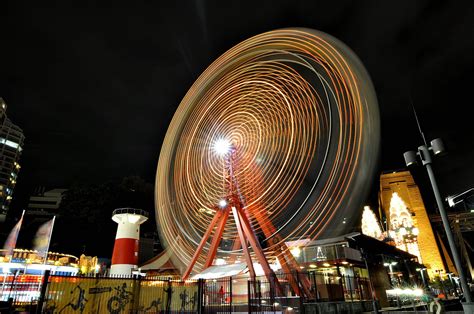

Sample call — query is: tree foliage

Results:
[53,176,155,256]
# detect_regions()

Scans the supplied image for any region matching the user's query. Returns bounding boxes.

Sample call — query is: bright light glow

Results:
[389,192,423,263]
[270,259,282,272]
[413,288,423,296]
[218,199,227,208]
[386,288,423,297]
[289,247,301,258]
[323,263,330,267]
[213,139,231,156]
[361,206,383,240]
[309,264,317,268]
[215,258,226,266]
[127,215,141,224]
[391,288,402,295]
[0,137,20,150]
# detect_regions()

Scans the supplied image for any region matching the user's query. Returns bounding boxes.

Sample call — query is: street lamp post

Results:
[436,269,447,299]
[384,261,400,308]
[447,272,459,298]
[384,261,398,286]
[416,267,427,287]
[404,138,473,307]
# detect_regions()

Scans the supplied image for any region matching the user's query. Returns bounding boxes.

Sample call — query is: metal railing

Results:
[0,271,377,313]
[112,207,149,217]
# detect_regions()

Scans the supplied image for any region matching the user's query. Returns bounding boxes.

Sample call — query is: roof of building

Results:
[140,248,179,272]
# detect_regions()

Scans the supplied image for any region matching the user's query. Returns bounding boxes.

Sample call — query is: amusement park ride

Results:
[155,28,380,298]
[182,140,312,297]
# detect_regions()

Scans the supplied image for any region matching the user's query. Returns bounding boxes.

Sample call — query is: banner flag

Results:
[2,210,25,257]
[33,216,55,260]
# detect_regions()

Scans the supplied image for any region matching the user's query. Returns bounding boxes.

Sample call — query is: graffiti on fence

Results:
[45,279,135,313]
[58,284,89,313]
[106,283,134,314]
[44,276,199,313]
[179,288,198,310]
[144,298,162,311]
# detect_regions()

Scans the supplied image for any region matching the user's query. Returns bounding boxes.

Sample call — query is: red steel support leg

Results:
[231,206,256,279]
[236,207,274,276]
[204,209,230,268]
[252,203,313,298]
[183,209,224,280]
[235,206,283,295]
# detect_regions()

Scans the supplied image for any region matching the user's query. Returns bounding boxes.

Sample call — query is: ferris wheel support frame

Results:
[182,147,313,299]
[181,194,279,283]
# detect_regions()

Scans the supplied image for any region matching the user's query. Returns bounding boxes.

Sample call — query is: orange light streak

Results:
[155,28,380,274]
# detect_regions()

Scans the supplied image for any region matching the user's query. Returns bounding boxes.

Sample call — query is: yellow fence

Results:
[43,276,198,313]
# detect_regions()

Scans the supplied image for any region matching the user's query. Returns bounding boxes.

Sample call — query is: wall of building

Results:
[0,98,24,222]
[27,188,67,217]
[379,171,446,279]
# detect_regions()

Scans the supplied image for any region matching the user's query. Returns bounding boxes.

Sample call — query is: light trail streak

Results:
[155,28,380,273]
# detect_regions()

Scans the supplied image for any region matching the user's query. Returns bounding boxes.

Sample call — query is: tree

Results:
[53,176,155,257]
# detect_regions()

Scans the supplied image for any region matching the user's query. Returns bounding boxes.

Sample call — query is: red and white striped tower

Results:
[110,208,148,276]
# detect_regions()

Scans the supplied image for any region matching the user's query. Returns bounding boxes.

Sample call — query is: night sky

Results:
[2,2,474,227]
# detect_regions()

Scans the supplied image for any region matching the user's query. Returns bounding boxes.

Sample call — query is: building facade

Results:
[0,98,25,222]
[379,170,449,279]
[27,188,67,217]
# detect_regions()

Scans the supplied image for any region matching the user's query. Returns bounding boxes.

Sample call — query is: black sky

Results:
[2,1,474,218]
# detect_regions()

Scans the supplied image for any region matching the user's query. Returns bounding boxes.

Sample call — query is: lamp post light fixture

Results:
[435,269,448,300]
[404,138,472,305]
[384,261,398,285]
[416,267,427,287]
[446,188,474,210]
[384,261,401,308]
[447,272,460,297]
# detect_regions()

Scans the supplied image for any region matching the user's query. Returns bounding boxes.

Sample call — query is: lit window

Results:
[0,137,20,149]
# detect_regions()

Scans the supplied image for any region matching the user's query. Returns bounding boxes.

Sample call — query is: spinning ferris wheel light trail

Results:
[183,139,309,296]
[182,141,274,280]
[155,28,380,291]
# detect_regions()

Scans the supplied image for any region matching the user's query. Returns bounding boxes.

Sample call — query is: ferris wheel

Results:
[155,28,380,284]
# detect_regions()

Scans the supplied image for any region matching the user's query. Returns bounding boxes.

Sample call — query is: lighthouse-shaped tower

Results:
[110,208,148,276]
